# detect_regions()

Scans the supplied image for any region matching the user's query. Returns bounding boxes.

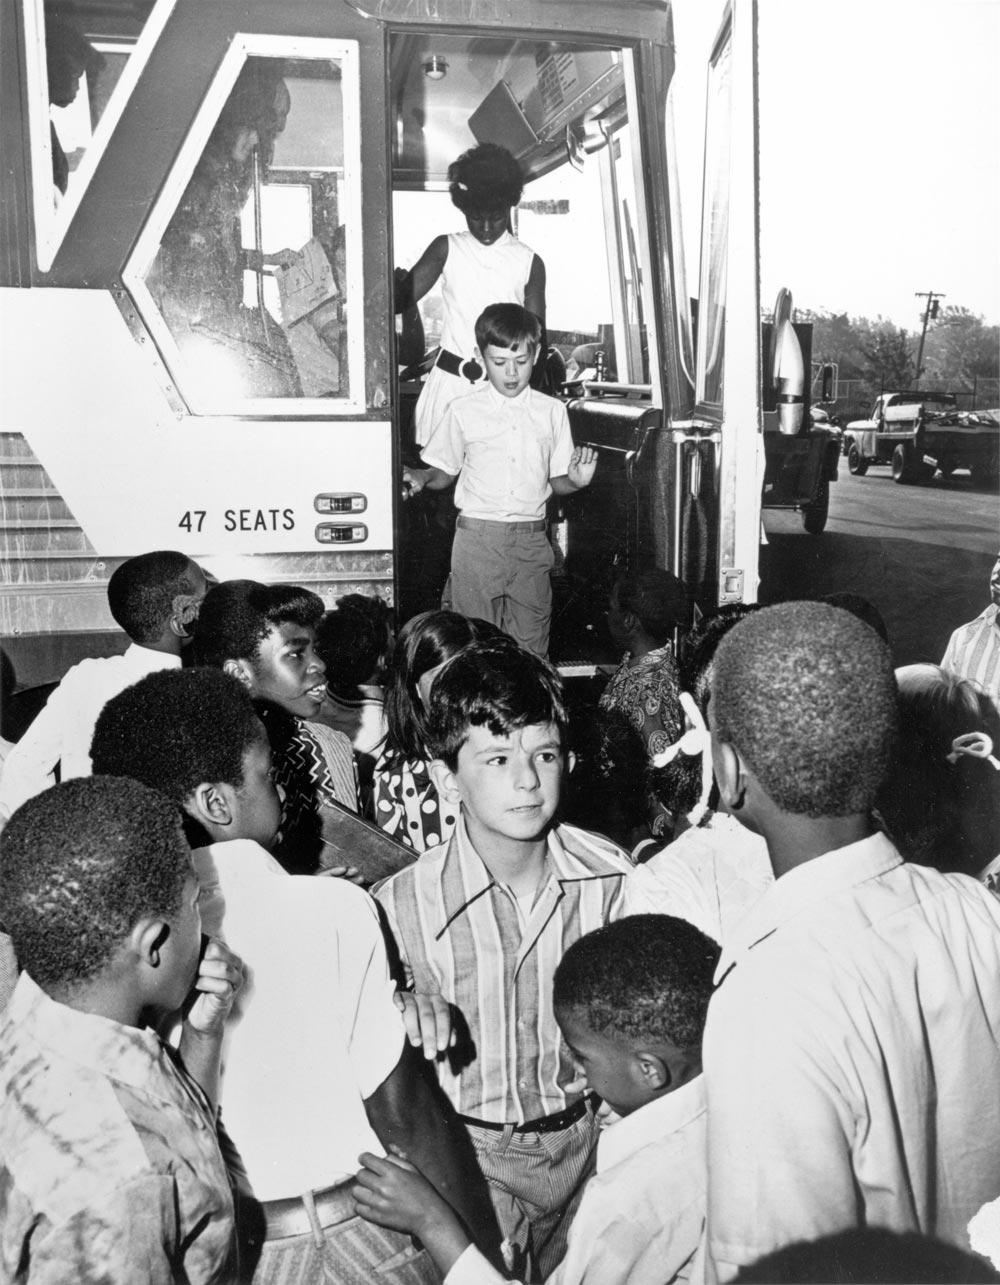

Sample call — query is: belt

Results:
[459,1095,592,1135]
[457,516,547,533]
[436,348,484,382]
[256,1178,356,1241]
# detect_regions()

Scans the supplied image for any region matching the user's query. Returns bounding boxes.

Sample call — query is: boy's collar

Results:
[598,1074,705,1170]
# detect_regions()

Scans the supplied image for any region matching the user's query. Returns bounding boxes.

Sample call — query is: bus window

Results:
[26,0,176,272]
[389,34,656,399]
[125,38,365,416]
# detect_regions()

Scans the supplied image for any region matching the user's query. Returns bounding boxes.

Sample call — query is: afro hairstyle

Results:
[106,550,202,645]
[0,776,191,992]
[426,637,567,771]
[448,142,524,214]
[316,594,394,691]
[711,600,898,817]
[193,579,324,668]
[553,914,720,1052]
[91,666,264,807]
[613,568,691,643]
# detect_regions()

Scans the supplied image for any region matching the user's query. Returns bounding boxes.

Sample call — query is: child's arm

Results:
[550,445,598,495]
[353,1149,474,1276]
[403,464,456,498]
[396,236,449,312]
[177,938,244,1113]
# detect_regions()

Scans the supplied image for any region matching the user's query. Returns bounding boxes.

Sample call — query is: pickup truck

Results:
[843,391,1000,486]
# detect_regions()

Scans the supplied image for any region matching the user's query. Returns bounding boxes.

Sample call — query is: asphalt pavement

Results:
[760,465,999,667]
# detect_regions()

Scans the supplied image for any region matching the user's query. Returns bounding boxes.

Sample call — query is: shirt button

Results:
[519,1079,527,1089]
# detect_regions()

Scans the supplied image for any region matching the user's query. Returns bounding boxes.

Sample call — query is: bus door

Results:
[1,0,395,686]
[384,6,691,658]
[677,0,765,613]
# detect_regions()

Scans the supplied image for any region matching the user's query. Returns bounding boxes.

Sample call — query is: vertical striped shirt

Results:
[941,605,1000,710]
[375,820,633,1122]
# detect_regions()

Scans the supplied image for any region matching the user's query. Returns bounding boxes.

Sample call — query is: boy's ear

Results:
[713,739,747,813]
[473,345,483,363]
[565,748,577,776]
[169,591,201,640]
[223,658,254,690]
[187,782,236,832]
[429,759,463,805]
[635,1050,669,1092]
[131,916,171,970]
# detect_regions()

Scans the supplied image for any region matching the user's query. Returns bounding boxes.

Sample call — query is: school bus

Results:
[0,0,787,691]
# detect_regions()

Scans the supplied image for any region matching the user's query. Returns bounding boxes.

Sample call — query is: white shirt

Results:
[422,383,574,522]
[625,812,773,945]
[192,840,405,1200]
[0,643,181,819]
[446,1077,707,1285]
[941,604,1000,709]
[704,832,1000,1280]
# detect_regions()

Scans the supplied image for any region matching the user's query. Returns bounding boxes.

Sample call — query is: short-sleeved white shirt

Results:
[704,833,1000,1280]
[192,840,404,1199]
[421,383,574,522]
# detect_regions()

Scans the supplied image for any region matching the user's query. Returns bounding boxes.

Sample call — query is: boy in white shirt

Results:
[404,303,596,657]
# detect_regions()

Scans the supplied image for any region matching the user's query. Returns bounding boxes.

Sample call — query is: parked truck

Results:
[843,391,1000,487]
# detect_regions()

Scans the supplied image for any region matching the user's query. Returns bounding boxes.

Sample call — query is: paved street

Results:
[761,466,999,666]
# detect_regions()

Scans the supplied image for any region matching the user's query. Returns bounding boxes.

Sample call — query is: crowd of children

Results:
[4,537,1000,1284]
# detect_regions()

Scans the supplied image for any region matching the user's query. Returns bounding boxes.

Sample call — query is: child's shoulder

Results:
[553,822,635,875]
[372,835,451,901]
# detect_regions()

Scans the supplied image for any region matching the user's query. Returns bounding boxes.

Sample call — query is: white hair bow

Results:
[946,732,1000,770]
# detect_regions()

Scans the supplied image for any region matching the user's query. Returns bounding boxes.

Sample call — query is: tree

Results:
[920,307,1000,388]
[859,323,915,389]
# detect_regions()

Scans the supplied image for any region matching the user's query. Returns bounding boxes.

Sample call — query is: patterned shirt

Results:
[372,752,459,854]
[374,820,633,1122]
[0,973,234,1283]
[941,604,1000,711]
[272,717,359,873]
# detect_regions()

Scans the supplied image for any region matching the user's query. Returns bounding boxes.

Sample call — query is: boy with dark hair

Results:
[375,640,634,1279]
[90,666,500,1284]
[704,601,1000,1280]
[193,579,359,872]
[0,775,243,1282]
[0,550,208,820]
[354,913,717,1285]
[403,303,597,657]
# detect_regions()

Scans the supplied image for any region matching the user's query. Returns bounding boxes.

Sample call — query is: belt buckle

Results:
[460,358,483,383]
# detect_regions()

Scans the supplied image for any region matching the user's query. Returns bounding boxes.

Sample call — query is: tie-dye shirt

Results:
[0,973,234,1283]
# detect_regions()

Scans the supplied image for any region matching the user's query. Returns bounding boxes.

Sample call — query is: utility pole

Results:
[914,290,944,387]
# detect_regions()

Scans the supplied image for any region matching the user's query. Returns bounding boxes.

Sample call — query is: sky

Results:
[671,0,1000,330]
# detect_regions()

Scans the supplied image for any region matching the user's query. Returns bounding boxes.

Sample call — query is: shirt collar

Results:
[715,830,902,983]
[123,642,182,671]
[6,972,176,1097]
[484,382,531,411]
[598,1075,706,1172]
[432,818,626,940]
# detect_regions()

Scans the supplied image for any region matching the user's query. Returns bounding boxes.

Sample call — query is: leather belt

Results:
[459,1095,592,1135]
[436,348,484,382]
[256,1178,356,1241]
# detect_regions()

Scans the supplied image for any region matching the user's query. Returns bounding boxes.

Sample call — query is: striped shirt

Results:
[375,820,633,1123]
[941,604,1000,710]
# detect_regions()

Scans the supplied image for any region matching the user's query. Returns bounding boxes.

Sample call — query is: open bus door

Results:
[677,0,765,617]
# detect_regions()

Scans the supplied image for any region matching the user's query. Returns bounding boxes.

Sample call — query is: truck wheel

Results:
[847,443,868,476]
[891,444,918,484]
[801,477,830,534]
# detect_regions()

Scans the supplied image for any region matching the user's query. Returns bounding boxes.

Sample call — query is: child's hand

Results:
[402,468,425,500]
[353,1149,445,1237]
[184,938,243,1037]
[317,864,366,886]
[567,445,598,489]
[394,988,456,1059]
